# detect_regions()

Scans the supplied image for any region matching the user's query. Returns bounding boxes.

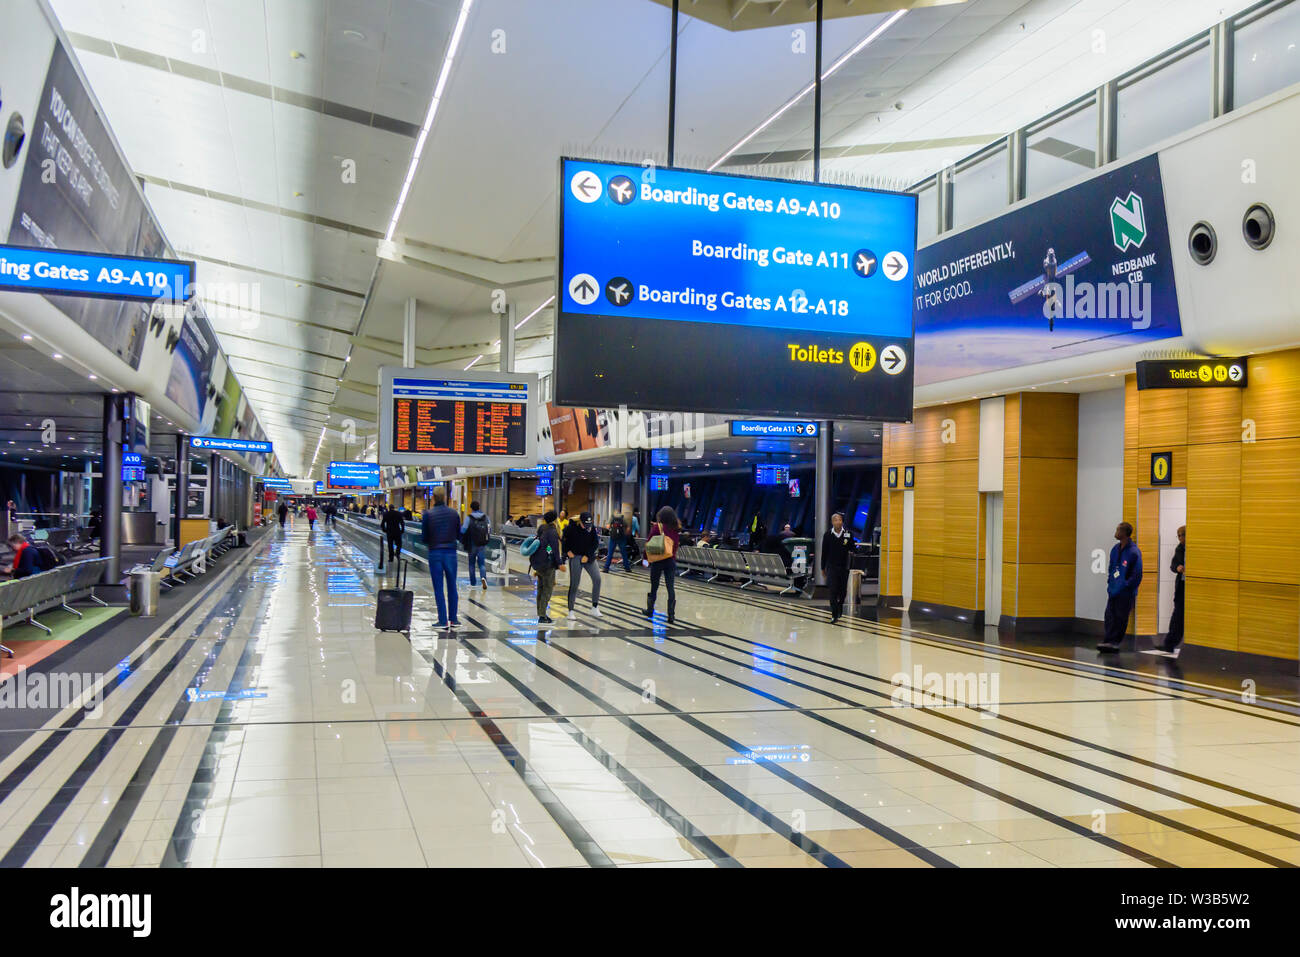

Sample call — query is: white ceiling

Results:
[47,0,1258,475]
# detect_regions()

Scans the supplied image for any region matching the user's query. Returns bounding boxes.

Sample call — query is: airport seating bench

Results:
[0,557,111,653]
[676,546,801,595]
[157,527,235,589]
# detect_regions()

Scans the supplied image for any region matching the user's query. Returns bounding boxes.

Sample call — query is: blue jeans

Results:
[428,548,459,624]
[468,547,487,585]
[603,538,631,571]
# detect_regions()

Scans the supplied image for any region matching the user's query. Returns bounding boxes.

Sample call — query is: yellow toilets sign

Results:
[1150,451,1173,486]
[1135,357,1247,390]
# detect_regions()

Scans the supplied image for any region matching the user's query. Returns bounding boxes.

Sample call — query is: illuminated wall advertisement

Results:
[327,462,380,490]
[557,158,917,421]
[912,154,1181,385]
[379,366,538,468]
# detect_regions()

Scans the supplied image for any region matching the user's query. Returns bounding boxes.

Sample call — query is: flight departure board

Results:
[378,367,539,467]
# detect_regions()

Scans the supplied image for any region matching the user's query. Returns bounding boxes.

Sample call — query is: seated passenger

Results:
[2,534,36,578]
[779,524,796,540]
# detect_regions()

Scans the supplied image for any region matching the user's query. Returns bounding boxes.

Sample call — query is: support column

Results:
[637,449,649,537]
[814,421,834,588]
[501,303,516,373]
[101,395,123,584]
[176,433,190,543]
[209,454,219,524]
[403,298,417,368]
[554,463,564,515]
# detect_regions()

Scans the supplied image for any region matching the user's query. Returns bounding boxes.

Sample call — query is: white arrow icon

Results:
[881,345,908,375]
[883,251,909,281]
[570,170,601,204]
[568,273,600,305]
[1229,364,1243,381]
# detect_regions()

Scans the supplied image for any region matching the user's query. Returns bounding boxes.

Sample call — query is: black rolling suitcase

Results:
[375,560,413,636]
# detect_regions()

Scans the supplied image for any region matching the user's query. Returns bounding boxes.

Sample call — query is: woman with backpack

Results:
[644,506,681,623]
[460,500,492,589]
[525,510,564,624]
[563,511,603,619]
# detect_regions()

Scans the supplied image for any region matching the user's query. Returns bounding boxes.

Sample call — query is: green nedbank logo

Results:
[1110,191,1147,252]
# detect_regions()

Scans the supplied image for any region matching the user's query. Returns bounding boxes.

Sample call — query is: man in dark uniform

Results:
[820,512,856,624]
[1098,521,1143,653]
[1143,525,1185,658]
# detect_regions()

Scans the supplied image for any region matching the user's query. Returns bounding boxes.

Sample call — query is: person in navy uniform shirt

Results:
[1098,521,1143,653]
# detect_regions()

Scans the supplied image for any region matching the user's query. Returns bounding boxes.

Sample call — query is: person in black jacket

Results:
[381,505,405,562]
[820,512,856,624]
[563,511,603,619]
[1146,525,1186,658]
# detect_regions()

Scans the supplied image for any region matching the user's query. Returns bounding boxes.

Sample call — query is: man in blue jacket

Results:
[420,487,461,629]
[1098,521,1142,653]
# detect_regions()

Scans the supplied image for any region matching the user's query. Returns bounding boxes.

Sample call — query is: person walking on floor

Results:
[644,506,680,623]
[421,486,462,629]
[1098,521,1143,653]
[563,511,603,619]
[381,504,405,564]
[603,510,632,572]
[461,500,492,589]
[530,510,563,624]
[821,512,856,624]
[305,504,317,530]
[277,501,288,528]
[1144,525,1186,658]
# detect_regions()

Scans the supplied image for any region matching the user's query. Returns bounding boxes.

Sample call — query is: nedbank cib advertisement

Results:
[913,154,1181,386]
[556,158,917,421]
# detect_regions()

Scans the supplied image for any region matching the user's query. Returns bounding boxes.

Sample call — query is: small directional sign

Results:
[605,276,634,307]
[1150,451,1173,486]
[903,465,915,488]
[887,466,898,488]
[568,273,599,305]
[570,170,601,204]
[881,344,907,376]
[883,251,909,281]
[852,248,878,278]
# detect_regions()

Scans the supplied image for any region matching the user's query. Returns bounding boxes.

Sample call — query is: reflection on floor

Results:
[1,522,1298,868]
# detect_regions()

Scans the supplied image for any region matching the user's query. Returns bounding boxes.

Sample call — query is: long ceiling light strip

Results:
[385,0,476,242]
[708,8,908,171]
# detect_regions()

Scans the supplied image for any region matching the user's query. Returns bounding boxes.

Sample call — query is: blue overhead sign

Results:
[328,461,380,490]
[731,420,819,438]
[191,436,273,454]
[556,158,916,421]
[0,244,193,302]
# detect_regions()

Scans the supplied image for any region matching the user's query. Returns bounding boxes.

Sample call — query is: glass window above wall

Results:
[1234,0,1300,108]
[916,181,938,245]
[1117,38,1212,158]
[1025,97,1097,198]
[951,144,1006,231]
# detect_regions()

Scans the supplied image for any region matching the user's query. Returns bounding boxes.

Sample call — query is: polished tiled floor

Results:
[2,521,1299,868]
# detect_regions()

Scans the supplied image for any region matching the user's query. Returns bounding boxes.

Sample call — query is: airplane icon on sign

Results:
[608,176,635,204]
[605,276,633,306]
[852,248,878,278]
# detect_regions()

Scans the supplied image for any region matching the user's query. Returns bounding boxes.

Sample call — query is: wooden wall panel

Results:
[885,490,903,595]
[943,460,980,561]
[1136,489,1160,636]
[1020,393,1079,459]
[1123,446,1139,528]
[1001,560,1018,619]
[1002,458,1019,567]
[1242,350,1300,442]
[1004,393,1021,458]
[912,553,944,605]
[943,556,979,611]
[1124,375,1139,449]
[1188,388,1243,446]
[913,408,947,463]
[1238,582,1299,659]
[944,401,981,461]
[912,462,946,557]
[1185,443,1240,581]
[1017,457,1078,565]
[1137,389,1188,450]
[1184,578,1239,652]
[887,423,914,464]
[1240,438,1300,585]
[1017,564,1075,618]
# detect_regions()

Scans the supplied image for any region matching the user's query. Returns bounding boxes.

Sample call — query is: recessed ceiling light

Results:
[88,374,97,380]
[52,353,62,359]
[21,334,32,341]
[342,28,366,40]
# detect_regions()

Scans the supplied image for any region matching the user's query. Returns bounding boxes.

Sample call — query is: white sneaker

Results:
[592,606,603,617]
[567,609,577,620]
